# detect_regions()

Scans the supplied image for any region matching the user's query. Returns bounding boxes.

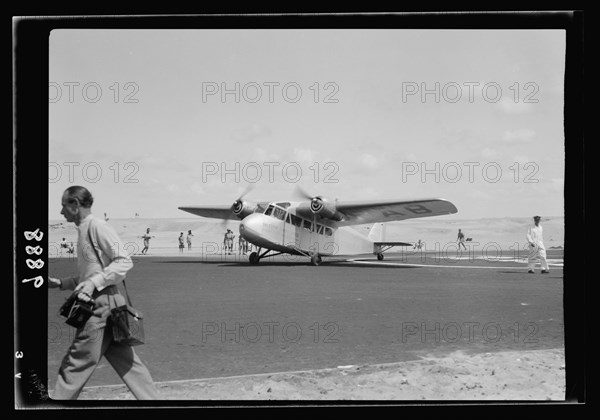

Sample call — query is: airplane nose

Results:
[239,213,263,242]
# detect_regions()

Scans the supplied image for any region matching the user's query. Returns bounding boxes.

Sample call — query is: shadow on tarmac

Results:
[148,259,420,269]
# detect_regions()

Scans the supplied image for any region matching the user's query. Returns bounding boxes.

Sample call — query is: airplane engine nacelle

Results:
[232,200,257,219]
[310,197,338,219]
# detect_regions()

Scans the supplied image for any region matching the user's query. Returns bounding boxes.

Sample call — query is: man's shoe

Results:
[541,270,550,274]
[528,270,535,274]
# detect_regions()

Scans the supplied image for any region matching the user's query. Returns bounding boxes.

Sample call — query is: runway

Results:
[47,249,564,390]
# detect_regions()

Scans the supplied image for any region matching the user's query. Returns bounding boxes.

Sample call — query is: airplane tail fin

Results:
[368,223,386,242]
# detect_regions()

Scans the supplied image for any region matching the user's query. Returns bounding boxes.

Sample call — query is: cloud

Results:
[497,98,534,114]
[189,182,205,195]
[252,147,280,162]
[293,147,316,165]
[502,129,536,143]
[513,155,531,164]
[230,123,271,143]
[549,178,564,192]
[359,153,379,170]
[480,148,498,158]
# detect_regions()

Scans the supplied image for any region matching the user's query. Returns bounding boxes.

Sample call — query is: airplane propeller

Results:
[294,185,343,221]
[293,185,323,210]
[294,186,331,213]
[222,184,255,229]
[293,185,313,201]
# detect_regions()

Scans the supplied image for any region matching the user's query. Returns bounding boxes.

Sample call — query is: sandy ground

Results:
[75,348,565,401]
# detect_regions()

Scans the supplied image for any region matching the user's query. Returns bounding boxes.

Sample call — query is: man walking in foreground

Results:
[49,185,159,399]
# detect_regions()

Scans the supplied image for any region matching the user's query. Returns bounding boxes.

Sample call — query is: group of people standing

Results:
[178,230,194,253]
[141,227,251,255]
[140,228,194,255]
[223,228,250,255]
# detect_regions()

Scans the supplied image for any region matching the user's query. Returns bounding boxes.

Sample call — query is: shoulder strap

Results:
[87,218,134,307]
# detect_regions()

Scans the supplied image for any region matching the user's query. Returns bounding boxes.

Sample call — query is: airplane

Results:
[178,189,457,266]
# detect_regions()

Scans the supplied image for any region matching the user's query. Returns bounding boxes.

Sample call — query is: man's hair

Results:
[64,186,94,208]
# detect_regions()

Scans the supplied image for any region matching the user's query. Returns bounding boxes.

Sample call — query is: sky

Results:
[49,29,565,220]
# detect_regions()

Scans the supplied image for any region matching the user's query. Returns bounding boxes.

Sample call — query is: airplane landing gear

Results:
[248,248,284,264]
[377,253,384,261]
[249,252,259,264]
[311,254,322,266]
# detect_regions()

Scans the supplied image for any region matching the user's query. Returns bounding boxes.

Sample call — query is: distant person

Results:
[67,242,75,254]
[60,237,68,254]
[238,235,248,255]
[48,185,158,400]
[527,215,549,274]
[413,239,423,250]
[186,230,194,251]
[224,229,234,255]
[178,232,185,253]
[141,228,154,255]
[457,229,467,250]
[104,212,109,221]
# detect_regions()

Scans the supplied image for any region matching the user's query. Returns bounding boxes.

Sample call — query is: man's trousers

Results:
[528,244,549,272]
[53,321,158,400]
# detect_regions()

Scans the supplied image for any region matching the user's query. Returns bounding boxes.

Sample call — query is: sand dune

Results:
[48,216,564,257]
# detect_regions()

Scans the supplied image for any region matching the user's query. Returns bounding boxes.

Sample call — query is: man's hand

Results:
[74,280,96,302]
[48,277,62,289]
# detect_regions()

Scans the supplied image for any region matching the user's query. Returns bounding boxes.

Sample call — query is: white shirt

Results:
[60,214,133,292]
[527,224,545,248]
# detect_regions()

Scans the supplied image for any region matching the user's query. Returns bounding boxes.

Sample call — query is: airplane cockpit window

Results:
[324,227,333,236]
[264,205,274,216]
[317,225,324,234]
[276,202,291,209]
[290,213,302,227]
[303,220,312,231]
[273,207,286,220]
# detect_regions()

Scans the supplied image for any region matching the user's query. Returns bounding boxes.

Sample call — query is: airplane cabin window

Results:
[317,225,324,234]
[303,220,312,231]
[289,213,299,226]
[325,227,333,236]
[292,214,302,227]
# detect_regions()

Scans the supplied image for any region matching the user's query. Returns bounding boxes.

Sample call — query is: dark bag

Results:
[88,222,145,346]
[108,285,145,346]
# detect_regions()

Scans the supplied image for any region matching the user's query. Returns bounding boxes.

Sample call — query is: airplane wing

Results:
[178,205,238,220]
[178,202,270,220]
[331,198,457,227]
[373,241,413,247]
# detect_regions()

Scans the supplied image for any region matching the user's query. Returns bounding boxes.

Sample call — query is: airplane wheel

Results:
[311,255,322,266]
[377,253,384,261]
[249,252,259,264]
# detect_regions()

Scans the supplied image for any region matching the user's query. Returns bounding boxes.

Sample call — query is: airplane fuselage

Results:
[240,202,374,257]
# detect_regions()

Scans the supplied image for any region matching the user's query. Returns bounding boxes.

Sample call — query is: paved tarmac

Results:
[47,249,564,389]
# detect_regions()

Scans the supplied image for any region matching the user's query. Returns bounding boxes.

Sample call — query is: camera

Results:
[59,293,96,328]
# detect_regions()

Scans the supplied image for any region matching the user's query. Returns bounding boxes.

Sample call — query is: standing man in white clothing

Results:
[527,215,550,274]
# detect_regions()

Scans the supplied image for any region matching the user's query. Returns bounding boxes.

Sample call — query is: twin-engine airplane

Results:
[178,189,457,266]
